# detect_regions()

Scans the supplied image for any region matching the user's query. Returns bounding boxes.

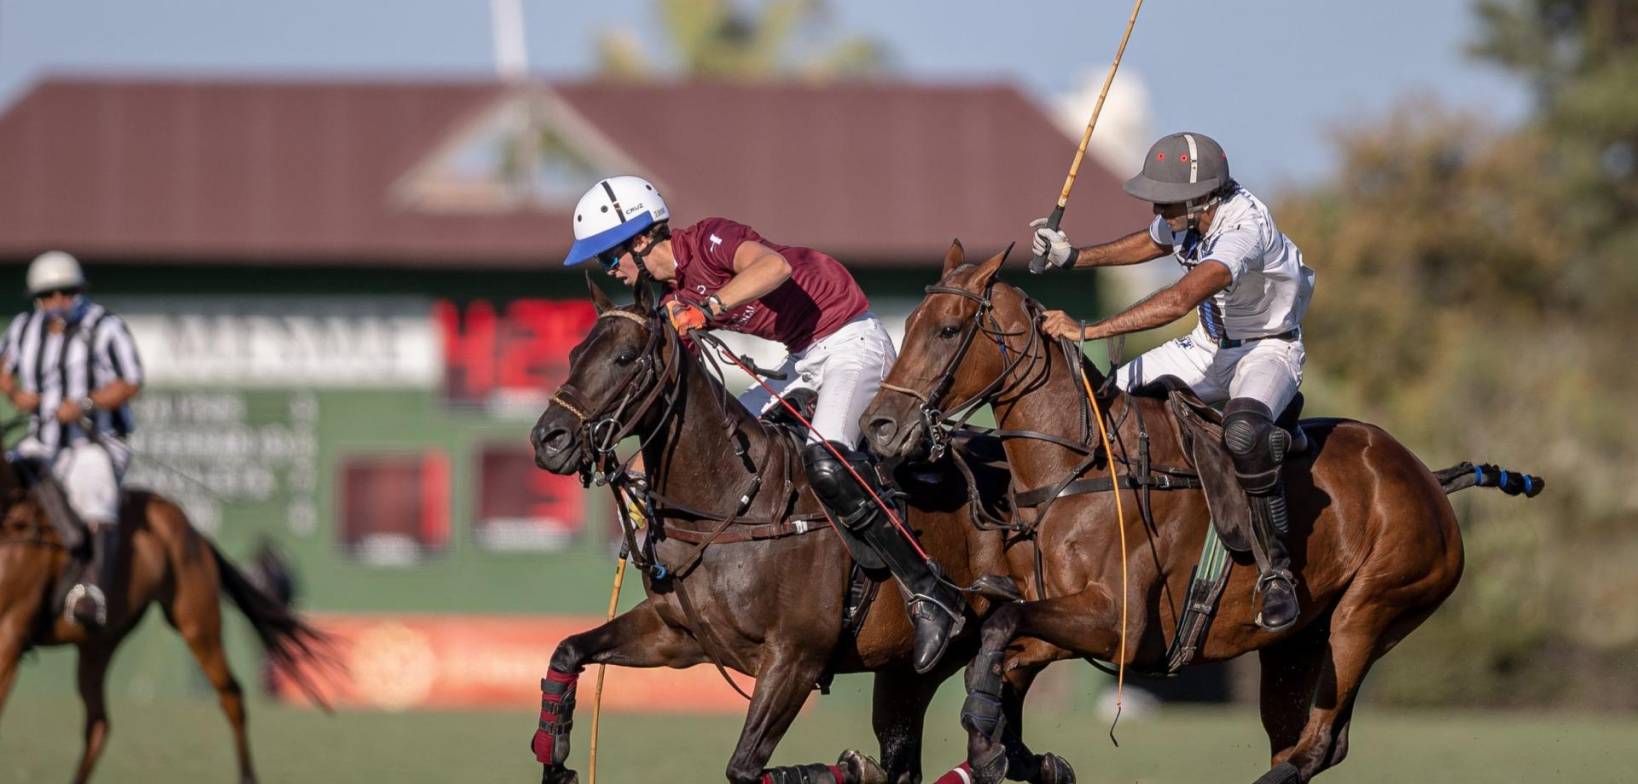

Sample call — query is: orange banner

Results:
[273,614,757,712]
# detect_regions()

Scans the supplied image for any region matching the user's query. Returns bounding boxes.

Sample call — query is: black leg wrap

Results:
[1252,762,1301,784]
[761,763,841,784]
[961,651,1007,739]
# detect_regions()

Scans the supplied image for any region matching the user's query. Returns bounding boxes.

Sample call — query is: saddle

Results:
[1132,376,1308,555]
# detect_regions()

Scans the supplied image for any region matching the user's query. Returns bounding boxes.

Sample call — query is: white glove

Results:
[1029,218,1074,270]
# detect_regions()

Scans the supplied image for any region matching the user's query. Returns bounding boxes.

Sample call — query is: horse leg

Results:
[0,614,29,728]
[1257,599,1437,784]
[867,669,942,784]
[1257,617,1330,765]
[998,659,1074,784]
[536,599,707,784]
[722,648,832,784]
[70,643,115,784]
[961,592,1120,784]
[165,582,255,784]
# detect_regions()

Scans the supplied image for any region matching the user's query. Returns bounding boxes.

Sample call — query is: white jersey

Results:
[1149,186,1314,341]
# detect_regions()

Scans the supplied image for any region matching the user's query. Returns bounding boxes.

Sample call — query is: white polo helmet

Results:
[27,250,86,296]
[563,176,671,267]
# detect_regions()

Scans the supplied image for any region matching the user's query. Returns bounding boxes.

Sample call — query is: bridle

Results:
[879,277,1048,461]
[546,309,685,484]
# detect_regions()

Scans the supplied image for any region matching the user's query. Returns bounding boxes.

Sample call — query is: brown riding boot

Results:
[68,525,118,632]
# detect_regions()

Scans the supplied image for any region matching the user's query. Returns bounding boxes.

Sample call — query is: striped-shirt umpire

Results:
[2,301,143,450]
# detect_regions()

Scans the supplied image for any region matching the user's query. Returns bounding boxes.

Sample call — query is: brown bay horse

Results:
[527,279,1075,784]
[0,443,330,783]
[861,243,1542,784]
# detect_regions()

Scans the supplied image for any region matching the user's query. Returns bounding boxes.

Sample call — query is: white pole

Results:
[490,0,529,81]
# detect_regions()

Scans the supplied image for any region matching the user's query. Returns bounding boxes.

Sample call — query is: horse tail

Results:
[208,542,339,711]
[1433,462,1545,498]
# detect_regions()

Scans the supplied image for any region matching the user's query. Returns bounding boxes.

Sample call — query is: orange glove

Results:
[664,300,709,333]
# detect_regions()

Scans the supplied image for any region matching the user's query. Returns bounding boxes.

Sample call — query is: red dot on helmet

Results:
[1156,152,1165,160]
[1180,154,1189,162]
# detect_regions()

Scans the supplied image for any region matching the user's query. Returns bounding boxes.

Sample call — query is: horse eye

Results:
[615,351,637,365]
[938,325,962,339]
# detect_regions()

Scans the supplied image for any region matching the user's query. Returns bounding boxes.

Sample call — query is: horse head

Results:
[531,275,676,476]
[863,240,1040,462]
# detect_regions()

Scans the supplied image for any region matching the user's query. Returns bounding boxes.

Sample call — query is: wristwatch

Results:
[79,396,96,414]
[704,294,726,318]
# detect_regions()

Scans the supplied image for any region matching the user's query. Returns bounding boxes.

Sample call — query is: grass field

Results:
[4,687,1635,783]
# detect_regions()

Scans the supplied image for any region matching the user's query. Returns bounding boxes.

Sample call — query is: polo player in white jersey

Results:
[0,251,145,632]
[1030,132,1315,632]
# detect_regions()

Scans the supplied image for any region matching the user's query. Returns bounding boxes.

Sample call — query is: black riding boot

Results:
[69,525,118,632]
[803,441,965,674]
[1247,488,1299,632]
[1224,399,1300,633]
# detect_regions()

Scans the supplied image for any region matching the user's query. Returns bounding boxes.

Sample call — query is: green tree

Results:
[596,0,889,81]
[1274,2,1638,708]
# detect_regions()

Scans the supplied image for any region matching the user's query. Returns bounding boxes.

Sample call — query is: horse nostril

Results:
[545,428,571,451]
[868,416,899,445]
[534,425,571,455]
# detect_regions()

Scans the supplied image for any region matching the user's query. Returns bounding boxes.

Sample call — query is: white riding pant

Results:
[1114,324,1306,415]
[737,313,897,447]
[14,437,130,527]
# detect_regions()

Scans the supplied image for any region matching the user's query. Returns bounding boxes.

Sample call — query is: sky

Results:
[0,0,1533,191]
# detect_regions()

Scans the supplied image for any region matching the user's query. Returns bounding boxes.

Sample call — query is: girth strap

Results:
[1013,468,1203,509]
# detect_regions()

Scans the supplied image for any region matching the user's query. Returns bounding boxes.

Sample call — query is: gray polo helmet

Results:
[1123,132,1230,204]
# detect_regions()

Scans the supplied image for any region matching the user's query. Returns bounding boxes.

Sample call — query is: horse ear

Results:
[943,239,966,274]
[632,278,656,314]
[973,242,1012,286]
[586,272,614,314]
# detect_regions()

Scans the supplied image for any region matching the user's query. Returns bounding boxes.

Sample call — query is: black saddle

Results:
[758,388,821,442]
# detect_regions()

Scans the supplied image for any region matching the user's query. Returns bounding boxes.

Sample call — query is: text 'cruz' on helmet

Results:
[563,176,671,266]
[1124,132,1230,205]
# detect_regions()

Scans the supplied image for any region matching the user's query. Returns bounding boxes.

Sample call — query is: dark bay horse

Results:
[0,447,329,783]
[861,243,1542,784]
[528,278,1064,784]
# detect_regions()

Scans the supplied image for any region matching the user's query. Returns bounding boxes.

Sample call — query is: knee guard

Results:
[802,441,880,529]
[1222,398,1290,496]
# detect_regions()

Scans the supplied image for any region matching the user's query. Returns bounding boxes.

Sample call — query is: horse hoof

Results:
[541,767,580,784]
[969,743,1008,784]
[1036,753,1075,784]
[1251,762,1300,784]
[838,749,888,784]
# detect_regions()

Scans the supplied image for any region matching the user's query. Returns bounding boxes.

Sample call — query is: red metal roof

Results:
[0,76,1148,268]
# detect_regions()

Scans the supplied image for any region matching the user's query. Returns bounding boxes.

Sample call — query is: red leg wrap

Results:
[933,762,975,784]
[531,668,580,765]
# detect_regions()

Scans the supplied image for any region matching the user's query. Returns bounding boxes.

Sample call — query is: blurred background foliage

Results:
[1275,0,1638,707]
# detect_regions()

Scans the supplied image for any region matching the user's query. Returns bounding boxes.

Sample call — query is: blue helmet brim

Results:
[563,213,657,266]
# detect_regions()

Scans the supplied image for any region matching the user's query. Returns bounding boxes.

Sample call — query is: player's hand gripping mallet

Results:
[1029,0,1147,274]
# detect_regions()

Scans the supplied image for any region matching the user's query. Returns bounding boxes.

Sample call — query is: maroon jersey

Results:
[666,217,869,352]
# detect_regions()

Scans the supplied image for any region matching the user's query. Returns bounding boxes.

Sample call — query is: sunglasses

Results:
[598,238,643,271]
[34,287,81,299]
